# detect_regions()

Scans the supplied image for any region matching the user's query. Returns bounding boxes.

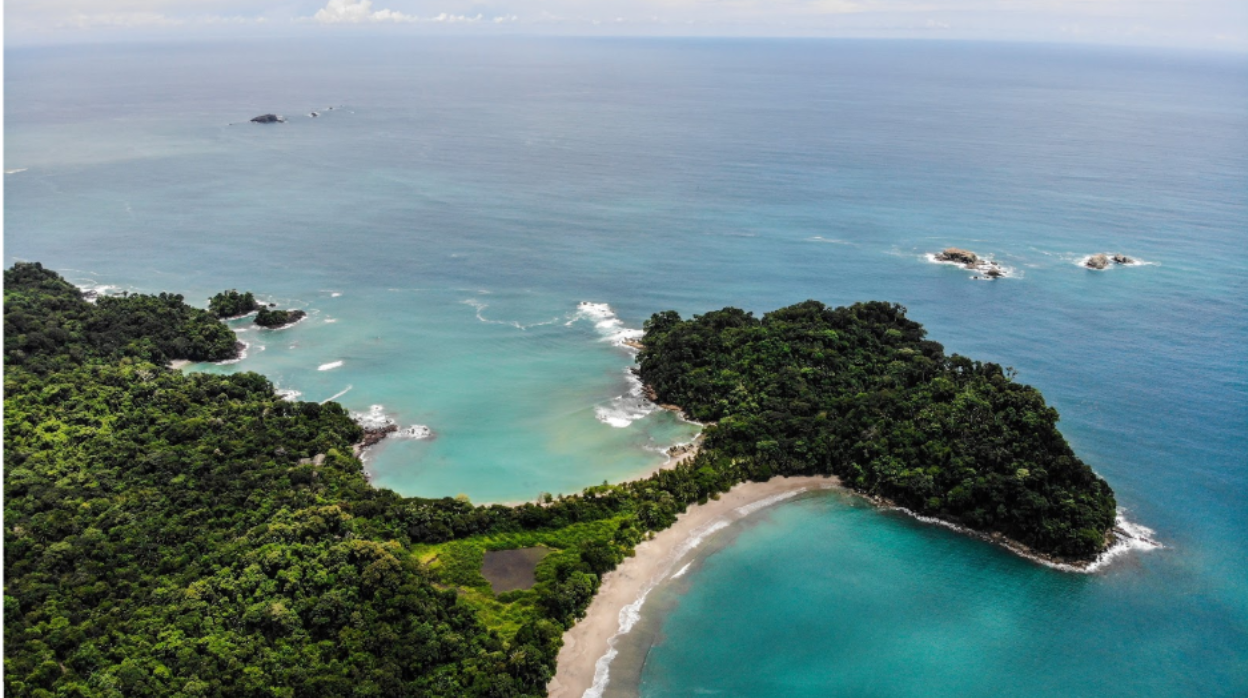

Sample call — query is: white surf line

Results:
[888,506,1162,574]
[320,385,353,404]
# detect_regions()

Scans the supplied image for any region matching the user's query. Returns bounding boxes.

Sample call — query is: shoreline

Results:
[548,475,842,698]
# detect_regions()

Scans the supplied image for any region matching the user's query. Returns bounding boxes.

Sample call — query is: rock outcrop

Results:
[250,114,285,124]
[1085,253,1110,270]
[1085,253,1135,269]
[935,248,979,266]
[934,247,1006,279]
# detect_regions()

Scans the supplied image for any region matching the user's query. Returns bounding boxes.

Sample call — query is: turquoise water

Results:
[6,38,1246,695]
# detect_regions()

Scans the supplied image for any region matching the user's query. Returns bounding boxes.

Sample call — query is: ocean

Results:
[6,37,1246,696]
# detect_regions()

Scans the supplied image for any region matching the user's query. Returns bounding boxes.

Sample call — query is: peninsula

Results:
[3,263,1117,697]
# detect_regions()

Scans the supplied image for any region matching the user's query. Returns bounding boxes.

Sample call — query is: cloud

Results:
[311,0,417,24]
[62,12,184,28]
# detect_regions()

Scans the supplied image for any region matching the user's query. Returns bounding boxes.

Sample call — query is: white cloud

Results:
[312,0,416,24]
[426,12,484,23]
[62,12,184,28]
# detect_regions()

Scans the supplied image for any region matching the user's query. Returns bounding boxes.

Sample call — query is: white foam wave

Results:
[214,340,250,365]
[735,489,805,517]
[331,292,342,297]
[6,168,28,175]
[395,424,434,440]
[321,385,353,404]
[595,370,657,429]
[1075,512,1163,573]
[891,506,1161,574]
[671,562,693,579]
[324,318,339,323]
[276,389,302,402]
[352,404,393,430]
[584,517,730,698]
[349,405,433,440]
[569,301,645,347]
[807,236,853,245]
[461,298,559,330]
[318,360,344,371]
[672,520,731,561]
[76,283,120,303]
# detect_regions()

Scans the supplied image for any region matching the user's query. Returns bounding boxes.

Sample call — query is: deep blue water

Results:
[6,38,1247,696]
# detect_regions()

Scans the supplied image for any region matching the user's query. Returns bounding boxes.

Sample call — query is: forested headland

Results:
[636,301,1117,559]
[4,263,1116,697]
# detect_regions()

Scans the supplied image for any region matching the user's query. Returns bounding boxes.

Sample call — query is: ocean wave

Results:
[276,388,302,402]
[670,562,693,579]
[395,424,434,439]
[324,318,339,323]
[595,370,657,428]
[1069,512,1163,573]
[461,298,560,330]
[734,489,805,517]
[807,236,854,245]
[75,283,121,303]
[352,404,393,430]
[318,360,344,371]
[569,301,645,347]
[321,385,353,404]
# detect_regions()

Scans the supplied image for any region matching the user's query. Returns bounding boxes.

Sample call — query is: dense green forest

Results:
[255,308,307,329]
[635,301,1117,558]
[4,264,1116,697]
[207,290,258,319]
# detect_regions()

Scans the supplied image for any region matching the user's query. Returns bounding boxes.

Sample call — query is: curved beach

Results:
[548,475,842,698]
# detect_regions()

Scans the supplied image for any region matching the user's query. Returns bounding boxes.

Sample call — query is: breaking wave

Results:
[569,301,645,347]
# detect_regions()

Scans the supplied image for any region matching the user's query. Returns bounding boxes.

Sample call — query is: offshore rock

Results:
[935,247,979,266]
[1085,253,1110,270]
[250,114,285,124]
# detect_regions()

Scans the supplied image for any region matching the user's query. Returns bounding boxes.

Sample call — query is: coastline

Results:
[548,474,842,698]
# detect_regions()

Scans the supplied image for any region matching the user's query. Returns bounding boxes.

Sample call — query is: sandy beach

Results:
[548,474,842,698]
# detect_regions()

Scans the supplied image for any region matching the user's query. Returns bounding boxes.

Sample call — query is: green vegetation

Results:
[4,265,1117,697]
[635,300,1117,559]
[255,308,307,329]
[3,265,577,697]
[4,263,239,372]
[207,290,259,319]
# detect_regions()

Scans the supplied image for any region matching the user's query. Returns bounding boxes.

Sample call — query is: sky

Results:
[2,0,1246,50]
